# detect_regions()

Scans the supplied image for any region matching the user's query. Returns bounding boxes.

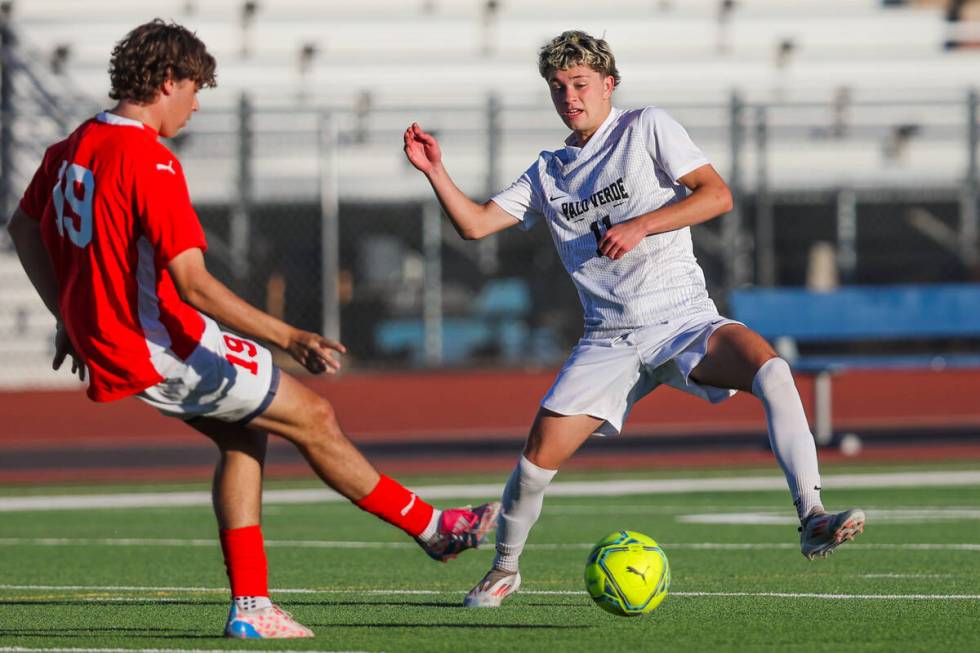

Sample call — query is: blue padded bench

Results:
[374,277,532,364]
[729,284,980,444]
[375,317,529,364]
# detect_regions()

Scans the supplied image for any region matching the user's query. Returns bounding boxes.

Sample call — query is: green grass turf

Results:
[1,472,978,652]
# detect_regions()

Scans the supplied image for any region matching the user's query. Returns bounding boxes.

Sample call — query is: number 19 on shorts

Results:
[223,335,259,375]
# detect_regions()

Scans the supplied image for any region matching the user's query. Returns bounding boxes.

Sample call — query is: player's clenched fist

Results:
[599,219,648,260]
[403,122,442,174]
[286,329,346,374]
[52,324,86,381]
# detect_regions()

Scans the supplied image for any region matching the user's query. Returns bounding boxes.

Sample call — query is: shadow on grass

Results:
[2,598,590,611]
[280,600,591,611]
[309,623,591,630]
[0,600,222,607]
[1,628,214,639]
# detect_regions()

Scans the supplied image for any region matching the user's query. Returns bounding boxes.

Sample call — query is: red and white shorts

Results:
[136,315,279,423]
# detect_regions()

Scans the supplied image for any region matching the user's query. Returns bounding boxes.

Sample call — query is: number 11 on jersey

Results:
[590,216,613,256]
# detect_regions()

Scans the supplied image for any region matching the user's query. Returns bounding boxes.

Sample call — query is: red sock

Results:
[219,525,269,597]
[355,474,434,537]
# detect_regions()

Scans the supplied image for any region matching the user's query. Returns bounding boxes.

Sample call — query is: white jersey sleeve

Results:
[490,163,545,231]
[641,107,710,183]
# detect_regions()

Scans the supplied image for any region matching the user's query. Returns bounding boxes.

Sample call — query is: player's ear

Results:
[602,74,615,98]
[160,77,176,97]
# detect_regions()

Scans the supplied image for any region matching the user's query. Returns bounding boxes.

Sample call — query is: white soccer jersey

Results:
[492,106,719,334]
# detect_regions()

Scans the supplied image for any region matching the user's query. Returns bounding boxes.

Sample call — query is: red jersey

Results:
[19,112,208,401]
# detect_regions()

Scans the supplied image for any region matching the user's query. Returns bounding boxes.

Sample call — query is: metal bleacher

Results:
[12,1,966,107]
[9,0,979,203]
[0,248,82,389]
[3,0,979,382]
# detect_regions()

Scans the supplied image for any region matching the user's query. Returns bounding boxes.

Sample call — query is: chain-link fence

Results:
[0,16,101,388]
[2,16,978,385]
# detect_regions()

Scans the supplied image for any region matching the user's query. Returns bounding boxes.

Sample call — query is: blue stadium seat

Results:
[374,277,533,364]
[729,284,980,342]
[729,283,980,444]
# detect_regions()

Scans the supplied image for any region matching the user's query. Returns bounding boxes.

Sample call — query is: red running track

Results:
[1,368,979,484]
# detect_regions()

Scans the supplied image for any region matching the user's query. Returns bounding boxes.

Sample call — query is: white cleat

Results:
[800,508,866,560]
[224,603,314,639]
[463,568,522,608]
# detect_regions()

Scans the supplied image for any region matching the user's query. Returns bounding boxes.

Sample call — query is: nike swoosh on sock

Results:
[400,493,417,516]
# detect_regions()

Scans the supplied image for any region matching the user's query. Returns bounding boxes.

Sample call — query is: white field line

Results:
[679,508,980,525]
[536,505,980,514]
[2,470,980,512]
[1,538,979,552]
[545,504,980,516]
[0,584,977,602]
[858,573,955,578]
[674,592,980,600]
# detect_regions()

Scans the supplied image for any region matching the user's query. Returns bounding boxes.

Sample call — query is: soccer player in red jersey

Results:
[7,20,498,639]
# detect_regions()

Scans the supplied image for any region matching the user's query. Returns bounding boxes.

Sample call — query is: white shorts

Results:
[541,312,740,436]
[136,316,280,423]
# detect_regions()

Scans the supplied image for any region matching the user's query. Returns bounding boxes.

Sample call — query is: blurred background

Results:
[1,0,978,482]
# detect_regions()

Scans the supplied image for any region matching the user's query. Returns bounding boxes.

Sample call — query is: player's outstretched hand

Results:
[599,219,648,260]
[403,123,442,174]
[287,329,347,375]
[52,323,85,381]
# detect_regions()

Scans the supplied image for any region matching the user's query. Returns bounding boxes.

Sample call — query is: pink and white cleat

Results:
[417,501,501,562]
[224,603,314,639]
[464,568,522,607]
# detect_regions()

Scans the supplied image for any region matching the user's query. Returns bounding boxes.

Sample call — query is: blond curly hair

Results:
[538,30,621,86]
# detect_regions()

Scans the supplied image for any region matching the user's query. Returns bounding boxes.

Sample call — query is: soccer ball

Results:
[584,530,670,616]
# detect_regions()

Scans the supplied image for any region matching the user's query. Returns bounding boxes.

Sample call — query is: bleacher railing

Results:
[1,16,979,382]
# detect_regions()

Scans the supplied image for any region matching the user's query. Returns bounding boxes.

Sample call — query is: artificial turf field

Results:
[1,463,978,652]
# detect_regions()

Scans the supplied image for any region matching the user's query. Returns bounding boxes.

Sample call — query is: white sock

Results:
[234,595,272,612]
[418,509,441,543]
[493,455,557,573]
[752,357,824,521]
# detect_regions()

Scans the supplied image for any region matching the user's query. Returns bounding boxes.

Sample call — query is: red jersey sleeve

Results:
[19,147,57,221]
[133,148,207,267]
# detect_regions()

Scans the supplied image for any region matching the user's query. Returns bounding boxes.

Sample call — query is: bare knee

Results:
[521,410,597,470]
[295,396,347,450]
[522,436,570,471]
[523,432,544,466]
[225,430,268,459]
[731,326,778,373]
[522,413,549,465]
[309,395,338,428]
[195,419,267,458]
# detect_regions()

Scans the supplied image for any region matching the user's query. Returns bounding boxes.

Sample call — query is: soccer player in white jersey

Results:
[404,30,866,607]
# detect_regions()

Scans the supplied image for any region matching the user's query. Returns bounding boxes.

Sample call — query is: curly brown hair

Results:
[108,19,216,103]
